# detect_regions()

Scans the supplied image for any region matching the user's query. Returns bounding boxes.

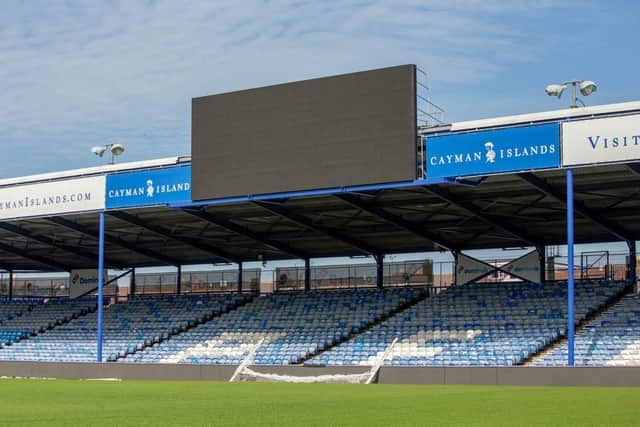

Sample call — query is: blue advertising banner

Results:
[426,123,560,178]
[106,165,191,209]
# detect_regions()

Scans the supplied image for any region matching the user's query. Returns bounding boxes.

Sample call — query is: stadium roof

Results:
[1,102,639,272]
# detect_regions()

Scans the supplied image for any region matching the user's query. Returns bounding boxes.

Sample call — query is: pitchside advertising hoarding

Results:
[106,165,191,209]
[426,123,560,178]
[562,113,640,167]
[0,176,105,221]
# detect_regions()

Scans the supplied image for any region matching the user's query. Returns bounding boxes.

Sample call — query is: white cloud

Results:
[0,0,580,176]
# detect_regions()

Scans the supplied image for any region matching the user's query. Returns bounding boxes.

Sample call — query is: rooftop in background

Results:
[0,157,191,189]
[421,101,640,134]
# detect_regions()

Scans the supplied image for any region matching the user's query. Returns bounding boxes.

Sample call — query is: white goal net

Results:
[229,338,397,384]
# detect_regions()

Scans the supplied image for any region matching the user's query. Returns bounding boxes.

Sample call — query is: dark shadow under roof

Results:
[0,162,638,272]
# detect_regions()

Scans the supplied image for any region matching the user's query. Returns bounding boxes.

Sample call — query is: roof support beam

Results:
[334,193,456,252]
[0,261,15,272]
[47,216,178,267]
[107,211,241,264]
[0,222,117,267]
[517,172,633,242]
[181,208,309,259]
[626,162,640,178]
[0,241,70,271]
[425,186,540,247]
[252,200,378,256]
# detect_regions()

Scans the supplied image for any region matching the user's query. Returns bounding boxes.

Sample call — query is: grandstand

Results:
[0,66,638,386]
[532,292,640,366]
[0,294,249,363]
[127,287,423,365]
[312,280,631,367]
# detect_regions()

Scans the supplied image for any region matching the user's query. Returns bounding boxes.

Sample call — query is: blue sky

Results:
[1,0,639,179]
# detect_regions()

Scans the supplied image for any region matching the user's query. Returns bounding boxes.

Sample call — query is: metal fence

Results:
[546,251,630,282]
[134,269,260,295]
[0,275,69,298]
[0,250,634,299]
[273,260,454,292]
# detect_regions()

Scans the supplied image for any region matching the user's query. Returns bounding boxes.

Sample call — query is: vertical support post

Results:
[537,245,546,284]
[8,270,13,301]
[628,241,637,285]
[375,255,384,289]
[237,262,243,294]
[304,258,311,291]
[97,211,105,363]
[452,251,459,286]
[130,268,136,298]
[566,169,575,367]
[176,265,182,296]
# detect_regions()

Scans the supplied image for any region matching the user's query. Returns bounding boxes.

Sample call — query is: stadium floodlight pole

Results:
[97,211,105,363]
[545,80,597,108]
[566,169,575,366]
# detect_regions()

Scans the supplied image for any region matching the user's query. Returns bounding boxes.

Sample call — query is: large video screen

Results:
[192,64,417,200]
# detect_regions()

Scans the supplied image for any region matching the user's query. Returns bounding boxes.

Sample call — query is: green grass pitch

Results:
[0,379,637,426]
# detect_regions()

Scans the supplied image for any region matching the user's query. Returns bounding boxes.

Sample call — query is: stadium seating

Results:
[306,280,627,367]
[0,299,36,320]
[532,292,640,366]
[0,298,95,347]
[127,287,425,365]
[0,281,629,367]
[0,299,41,346]
[0,294,248,362]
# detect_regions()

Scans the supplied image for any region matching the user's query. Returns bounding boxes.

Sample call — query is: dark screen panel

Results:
[192,64,417,200]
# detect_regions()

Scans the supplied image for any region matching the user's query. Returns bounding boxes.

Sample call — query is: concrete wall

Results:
[1,362,640,386]
[378,366,640,387]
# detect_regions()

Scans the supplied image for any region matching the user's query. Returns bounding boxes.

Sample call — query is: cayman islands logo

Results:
[484,141,496,163]
[146,179,154,198]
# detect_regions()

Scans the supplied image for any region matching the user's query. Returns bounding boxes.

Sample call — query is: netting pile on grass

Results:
[229,338,397,384]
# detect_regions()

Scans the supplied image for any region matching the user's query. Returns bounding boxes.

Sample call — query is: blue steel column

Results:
[97,211,105,363]
[566,169,575,366]
[237,262,243,294]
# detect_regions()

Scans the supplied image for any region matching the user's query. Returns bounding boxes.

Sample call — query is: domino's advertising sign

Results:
[106,166,191,209]
[426,123,560,178]
[69,268,108,299]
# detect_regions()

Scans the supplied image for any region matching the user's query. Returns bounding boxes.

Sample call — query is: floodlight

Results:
[91,143,126,164]
[545,79,597,107]
[579,80,597,96]
[110,143,125,156]
[91,146,107,157]
[545,84,567,98]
